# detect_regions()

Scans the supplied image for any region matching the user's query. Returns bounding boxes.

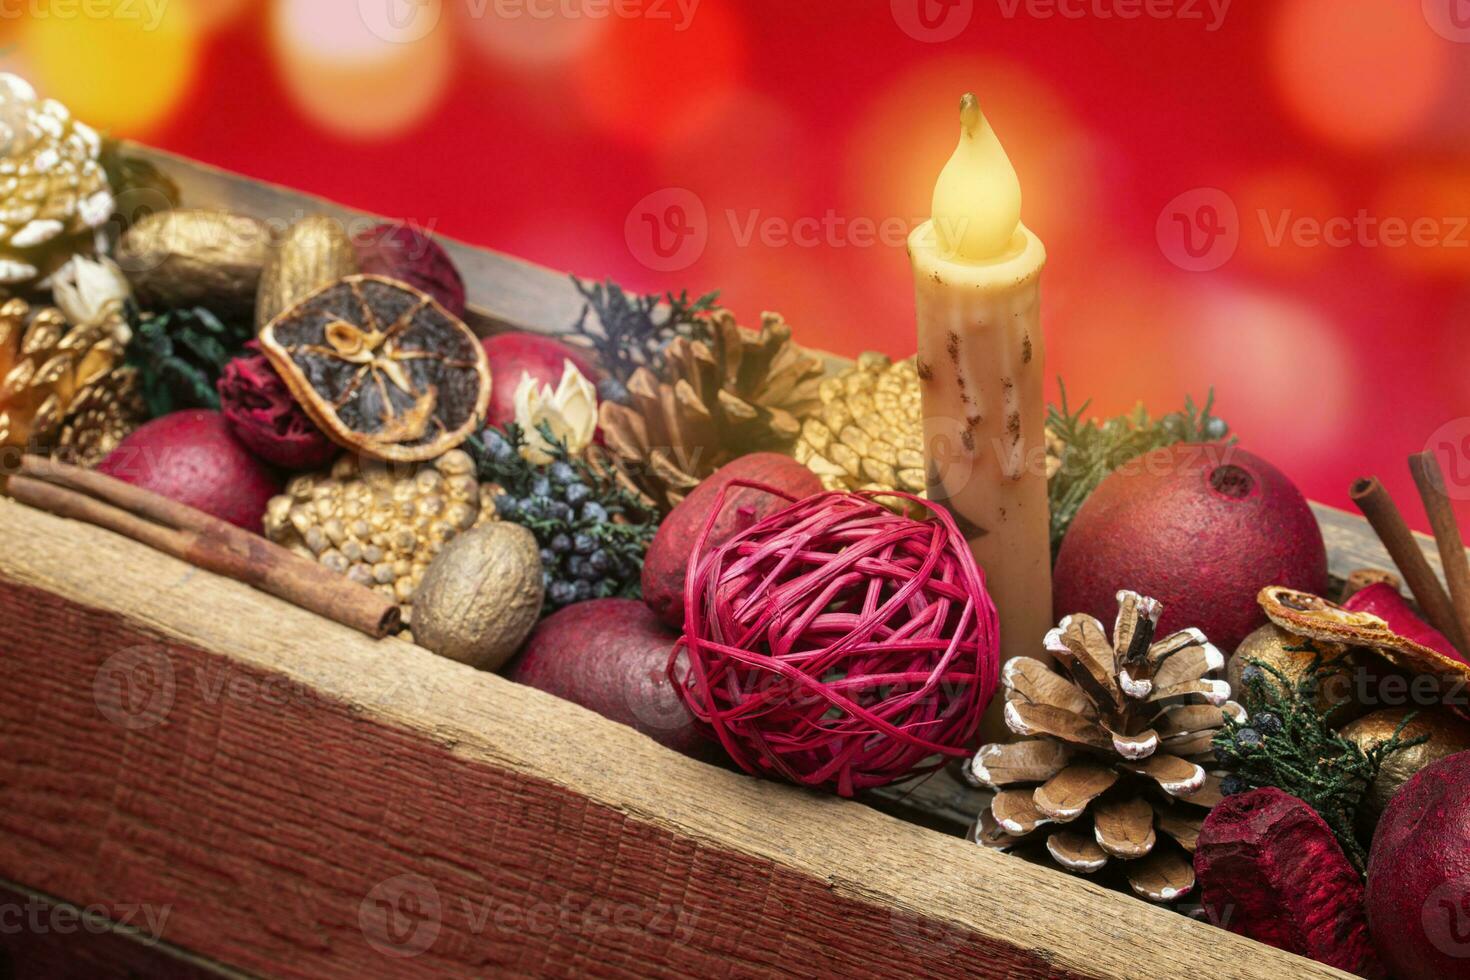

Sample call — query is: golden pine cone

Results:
[968,591,1240,903]
[0,74,113,286]
[598,309,825,511]
[792,352,925,506]
[53,364,144,466]
[0,296,131,453]
[262,450,496,622]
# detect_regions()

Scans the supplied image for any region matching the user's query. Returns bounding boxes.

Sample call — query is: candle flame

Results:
[932,92,1022,262]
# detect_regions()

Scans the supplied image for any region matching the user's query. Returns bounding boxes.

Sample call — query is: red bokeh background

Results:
[8,0,1470,531]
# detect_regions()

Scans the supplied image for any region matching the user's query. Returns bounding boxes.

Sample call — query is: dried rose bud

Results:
[217,342,338,471]
[353,222,466,318]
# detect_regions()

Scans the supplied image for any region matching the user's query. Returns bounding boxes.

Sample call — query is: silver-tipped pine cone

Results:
[967,591,1244,903]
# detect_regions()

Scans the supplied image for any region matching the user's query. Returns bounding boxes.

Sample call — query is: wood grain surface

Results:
[0,498,1350,979]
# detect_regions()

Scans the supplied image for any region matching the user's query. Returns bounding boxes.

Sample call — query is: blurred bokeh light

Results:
[4,0,1468,531]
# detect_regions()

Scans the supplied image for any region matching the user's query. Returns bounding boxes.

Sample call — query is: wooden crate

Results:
[2,147,1425,979]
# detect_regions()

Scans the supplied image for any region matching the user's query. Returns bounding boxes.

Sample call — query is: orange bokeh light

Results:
[1271,0,1446,150]
[459,0,608,70]
[1234,167,1341,274]
[269,0,453,140]
[21,0,200,137]
[573,1,745,146]
[1373,164,1470,276]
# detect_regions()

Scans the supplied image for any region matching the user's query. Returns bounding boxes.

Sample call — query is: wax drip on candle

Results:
[932,93,1023,262]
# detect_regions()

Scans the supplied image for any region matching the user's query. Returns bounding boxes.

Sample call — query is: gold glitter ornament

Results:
[0,296,136,456]
[1340,706,1470,830]
[792,352,925,506]
[0,74,114,287]
[262,449,495,623]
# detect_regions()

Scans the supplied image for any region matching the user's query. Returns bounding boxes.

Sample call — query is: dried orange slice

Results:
[260,275,490,463]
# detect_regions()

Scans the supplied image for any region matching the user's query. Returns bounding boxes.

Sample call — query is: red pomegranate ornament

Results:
[1367,751,1470,980]
[481,332,601,431]
[353,223,466,318]
[1053,443,1327,652]
[98,410,282,532]
[217,342,337,471]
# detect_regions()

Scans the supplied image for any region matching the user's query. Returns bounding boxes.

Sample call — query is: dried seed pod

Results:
[412,521,545,669]
[259,276,491,462]
[115,208,273,319]
[256,215,359,331]
[262,450,493,622]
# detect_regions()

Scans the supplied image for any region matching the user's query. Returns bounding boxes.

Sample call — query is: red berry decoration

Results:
[1195,787,1385,978]
[676,487,999,796]
[1367,751,1470,980]
[481,332,601,431]
[217,343,337,471]
[642,453,823,629]
[353,222,466,318]
[98,410,282,532]
[1054,443,1327,651]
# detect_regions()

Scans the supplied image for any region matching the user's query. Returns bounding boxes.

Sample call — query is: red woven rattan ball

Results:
[674,485,1000,796]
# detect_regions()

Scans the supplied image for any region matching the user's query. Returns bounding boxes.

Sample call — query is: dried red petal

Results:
[1195,788,1385,978]
[218,344,338,471]
[354,223,466,318]
[1343,582,1464,664]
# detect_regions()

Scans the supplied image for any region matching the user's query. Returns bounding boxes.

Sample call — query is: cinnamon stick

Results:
[1350,475,1465,652]
[10,457,400,639]
[1408,452,1470,654]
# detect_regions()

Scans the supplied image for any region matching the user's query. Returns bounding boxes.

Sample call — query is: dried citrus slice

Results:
[260,275,490,463]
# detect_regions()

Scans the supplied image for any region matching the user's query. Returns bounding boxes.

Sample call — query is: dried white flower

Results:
[52,255,131,339]
[514,359,598,465]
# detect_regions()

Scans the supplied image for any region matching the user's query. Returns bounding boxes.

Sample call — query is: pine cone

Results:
[0,297,134,455]
[597,310,824,511]
[792,352,925,507]
[0,74,113,287]
[968,591,1241,903]
[53,364,144,466]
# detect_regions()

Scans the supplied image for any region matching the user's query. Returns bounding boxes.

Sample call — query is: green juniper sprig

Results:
[1213,646,1427,871]
[564,276,720,397]
[1046,384,1232,555]
[124,305,252,417]
[466,422,656,612]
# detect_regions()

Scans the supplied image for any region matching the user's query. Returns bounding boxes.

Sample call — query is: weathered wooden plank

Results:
[0,498,1348,980]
